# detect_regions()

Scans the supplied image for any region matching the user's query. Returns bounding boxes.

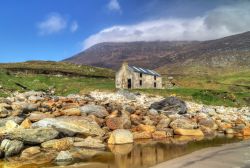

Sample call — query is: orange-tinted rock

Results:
[41,137,74,151]
[137,124,156,133]
[242,127,250,136]
[28,112,54,122]
[174,128,204,136]
[61,108,81,116]
[20,146,41,158]
[152,131,167,139]
[106,117,123,130]
[20,118,32,129]
[132,131,152,139]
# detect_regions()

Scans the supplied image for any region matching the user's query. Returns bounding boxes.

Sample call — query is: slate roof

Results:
[128,65,161,77]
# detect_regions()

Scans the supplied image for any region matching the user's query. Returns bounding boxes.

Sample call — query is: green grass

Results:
[134,88,250,107]
[0,70,115,96]
[0,61,115,78]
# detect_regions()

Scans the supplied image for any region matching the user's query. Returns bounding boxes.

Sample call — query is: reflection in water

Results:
[88,136,241,168]
[0,136,243,168]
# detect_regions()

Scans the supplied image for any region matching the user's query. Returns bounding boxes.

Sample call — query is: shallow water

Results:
[0,135,244,168]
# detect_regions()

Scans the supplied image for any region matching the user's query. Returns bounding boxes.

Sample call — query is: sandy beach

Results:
[152,139,250,168]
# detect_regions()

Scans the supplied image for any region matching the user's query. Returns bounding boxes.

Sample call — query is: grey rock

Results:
[12,102,39,113]
[73,136,105,149]
[148,109,159,116]
[198,118,217,129]
[0,116,24,127]
[150,97,187,115]
[55,151,73,162]
[156,118,171,131]
[170,118,198,129]
[0,139,23,157]
[28,95,44,102]
[80,104,108,118]
[7,128,59,144]
[0,106,9,118]
[32,116,105,137]
[0,98,12,104]
[117,90,136,100]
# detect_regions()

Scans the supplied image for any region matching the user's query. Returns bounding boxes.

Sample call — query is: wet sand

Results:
[152,140,250,168]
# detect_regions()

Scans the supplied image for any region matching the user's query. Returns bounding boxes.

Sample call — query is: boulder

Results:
[242,127,250,136]
[22,103,39,113]
[61,108,81,116]
[174,128,204,136]
[148,109,159,116]
[28,95,44,102]
[20,118,32,129]
[28,112,54,122]
[156,118,171,131]
[142,116,154,125]
[132,131,152,139]
[152,131,167,139]
[41,138,74,151]
[0,139,23,157]
[108,129,133,144]
[106,117,123,130]
[198,118,217,130]
[20,146,41,158]
[150,97,187,115]
[225,128,235,134]
[0,106,9,118]
[165,128,174,137]
[137,124,156,133]
[130,114,142,125]
[170,118,198,129]
[200,126,216,136]
[55,151,73,162]
[73,136,105,149]
[7,128,59,144]
[32,116,105,137]
[117,90,136,100]
[0,116,24,127]
[5,120,19,131]
[80,104,108,118]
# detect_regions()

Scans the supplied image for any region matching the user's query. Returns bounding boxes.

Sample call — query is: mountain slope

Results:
[0,61,114,78]
[64,31,250,73]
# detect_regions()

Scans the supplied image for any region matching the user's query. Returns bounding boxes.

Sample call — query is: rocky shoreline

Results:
[0,90,249,167]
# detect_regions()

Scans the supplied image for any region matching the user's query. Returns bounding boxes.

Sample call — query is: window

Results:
[154,76,156,80]
[154,82,156,88]
[140,73,142,77]
[140,80,142,86]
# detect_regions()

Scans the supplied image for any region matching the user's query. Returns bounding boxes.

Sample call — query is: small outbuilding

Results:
[116,62,163,89]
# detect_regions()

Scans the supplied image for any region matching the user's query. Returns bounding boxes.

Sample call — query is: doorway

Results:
[128,79,132,89]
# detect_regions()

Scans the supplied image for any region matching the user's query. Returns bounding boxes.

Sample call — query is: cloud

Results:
[83,2,250,49]
[70,21,78,32]
[108,0,121,12]
[37,13,67,35]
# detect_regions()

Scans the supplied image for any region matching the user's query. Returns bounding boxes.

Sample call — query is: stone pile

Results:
[0,90,249,166]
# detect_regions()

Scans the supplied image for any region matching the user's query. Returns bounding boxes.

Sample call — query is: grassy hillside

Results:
[151,67,250,106]
[0,61,115,97]
[0,61,115,78]
[0,69,115,97]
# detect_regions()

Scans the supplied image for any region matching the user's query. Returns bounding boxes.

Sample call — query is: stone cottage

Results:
[116,62,163,89]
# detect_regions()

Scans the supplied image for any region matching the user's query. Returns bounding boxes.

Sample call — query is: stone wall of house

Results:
[116,63,163,89]
[132,72,162,89]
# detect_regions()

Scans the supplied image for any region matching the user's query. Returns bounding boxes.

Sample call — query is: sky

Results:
[0,0,250,63]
